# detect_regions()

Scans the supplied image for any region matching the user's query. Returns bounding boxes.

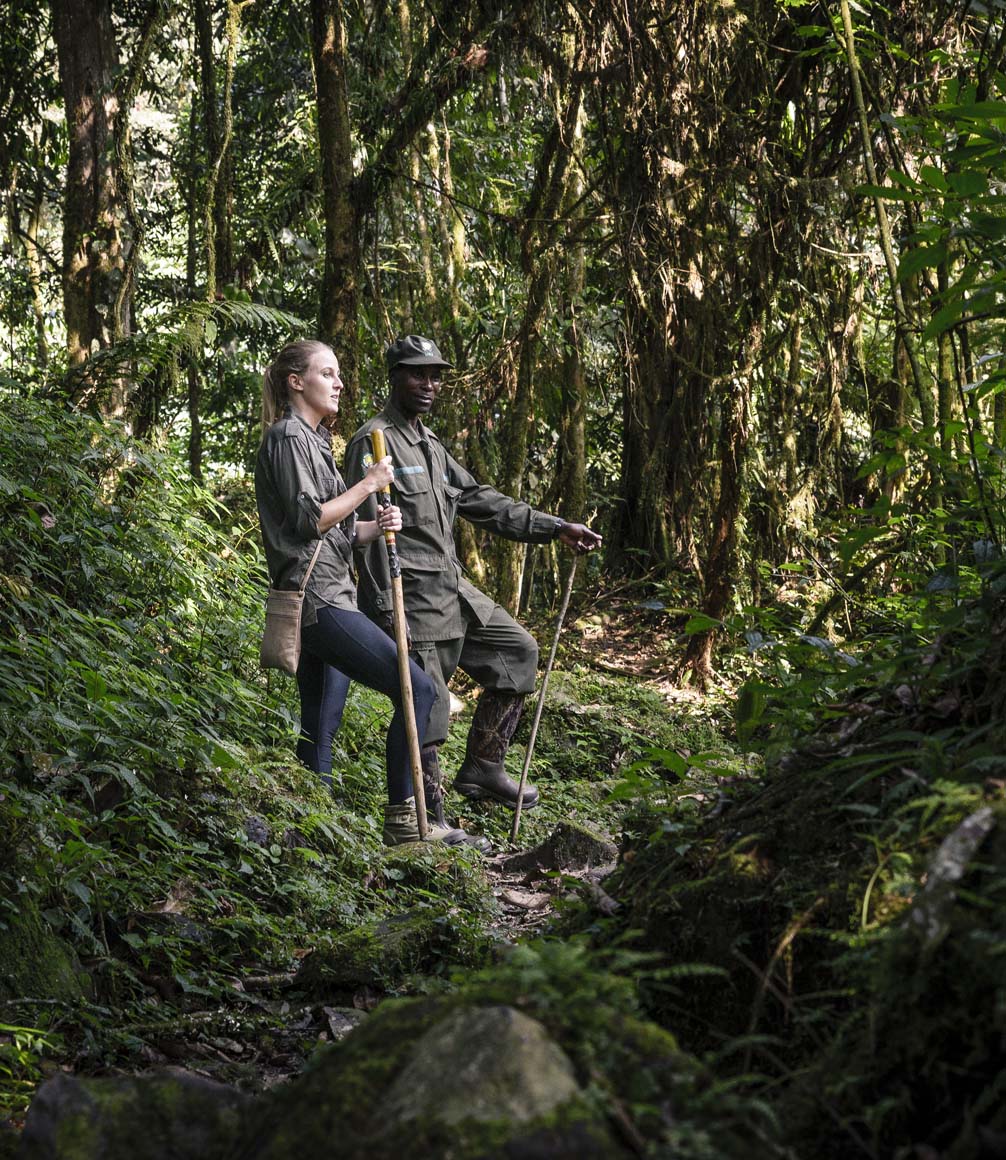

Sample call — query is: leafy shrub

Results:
[0,394,284,778]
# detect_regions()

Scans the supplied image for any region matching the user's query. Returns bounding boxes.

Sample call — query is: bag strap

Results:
[298,538,325,595]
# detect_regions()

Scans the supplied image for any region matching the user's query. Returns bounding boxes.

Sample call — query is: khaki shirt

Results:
[345,400,561,642]
[255,408,358,626]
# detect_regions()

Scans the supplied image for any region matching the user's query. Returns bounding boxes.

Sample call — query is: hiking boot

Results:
[453,755,539,810]
[382,797,472,848]
[453,690,538,810]
[421,744,493,853]
[466,690,526,764]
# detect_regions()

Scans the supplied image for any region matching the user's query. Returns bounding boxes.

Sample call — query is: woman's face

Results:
[290,346,343,423]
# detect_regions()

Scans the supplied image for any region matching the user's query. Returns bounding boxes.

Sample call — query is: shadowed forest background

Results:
[2,1,1005,1157]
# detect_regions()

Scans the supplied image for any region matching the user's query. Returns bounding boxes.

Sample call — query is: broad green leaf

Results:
[684,613,722,634]
[645,748,688,777]
[923,297,971,340]
[946,170,988,196]
[937,99,1006,120]
[839,525,890,568]
[918,165,947,191]
[897,242,947,282]
[855,183,919,202]
[736,682,774,744]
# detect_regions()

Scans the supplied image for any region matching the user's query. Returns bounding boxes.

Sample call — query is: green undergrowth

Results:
[0,397,495,1114]
[11,391,1002,1158]
[440,665,740,853]
[240,940,789,1160]
[549,559,1006,1157]
[0,394,758,1139]
[451,938,788,1157]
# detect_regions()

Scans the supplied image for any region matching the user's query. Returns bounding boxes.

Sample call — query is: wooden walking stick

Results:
[371,428,429,839]
[510,554,578,844]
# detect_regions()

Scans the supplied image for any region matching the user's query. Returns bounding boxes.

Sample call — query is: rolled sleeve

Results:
[295,490,323,539]
[255,413,359,616]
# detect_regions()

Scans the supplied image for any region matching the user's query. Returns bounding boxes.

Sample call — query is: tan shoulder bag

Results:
[259,539,325,675]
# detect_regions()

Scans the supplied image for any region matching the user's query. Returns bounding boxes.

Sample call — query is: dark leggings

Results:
[296,605,436,802]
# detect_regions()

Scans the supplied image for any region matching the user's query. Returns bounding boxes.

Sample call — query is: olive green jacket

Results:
[345,400,562,642]
[255,408,358,626]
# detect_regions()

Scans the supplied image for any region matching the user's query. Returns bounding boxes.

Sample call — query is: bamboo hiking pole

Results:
[510,555,578,844]
[370,428,429,839]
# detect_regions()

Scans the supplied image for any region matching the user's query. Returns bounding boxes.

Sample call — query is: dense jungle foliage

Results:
[2,0,1006,1156]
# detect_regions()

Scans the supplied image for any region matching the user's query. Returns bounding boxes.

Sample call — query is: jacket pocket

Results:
[398,553,458,629]
[392,466,434,527]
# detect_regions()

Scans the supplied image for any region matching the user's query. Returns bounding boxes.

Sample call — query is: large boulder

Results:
[237,998,623,1159]
[17,1070,250,1160]
[381,1006,579,1125]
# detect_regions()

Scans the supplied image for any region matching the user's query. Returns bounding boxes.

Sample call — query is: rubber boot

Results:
[453,690,539,810]
[422,745,492,854]
[382,798,469,847]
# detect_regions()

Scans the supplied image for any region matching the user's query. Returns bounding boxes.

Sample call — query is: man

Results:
[345,335,601,840]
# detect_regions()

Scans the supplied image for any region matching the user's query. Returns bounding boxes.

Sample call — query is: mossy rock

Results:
[379,841,495,911]
[501,820,618,876]
[0,897,92,1009]
[235,997,622,1160]
[294,908,456,992]
[17,1070,249,1160]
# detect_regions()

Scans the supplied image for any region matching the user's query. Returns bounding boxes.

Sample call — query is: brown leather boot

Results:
[422,744,492,853]
[453,690,539,810]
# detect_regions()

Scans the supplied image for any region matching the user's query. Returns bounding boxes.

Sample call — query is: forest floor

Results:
[5,592,736,1113]
[478,593,721,937]
[7,585,1003,1160]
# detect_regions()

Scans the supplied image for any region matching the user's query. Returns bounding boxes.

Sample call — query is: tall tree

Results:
[50,0,170,420]
[50,0,128,410]
[491,54,585,611]
[311,0,361,416]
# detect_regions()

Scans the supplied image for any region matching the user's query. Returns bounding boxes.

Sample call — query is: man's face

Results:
[390,364,443,418]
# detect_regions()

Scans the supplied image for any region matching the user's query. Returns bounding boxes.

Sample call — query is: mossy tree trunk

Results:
[312,0,361,430]
[491,49,584,613]
[50,0,128,413]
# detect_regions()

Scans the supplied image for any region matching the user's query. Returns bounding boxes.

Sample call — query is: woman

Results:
[255,340,486,850]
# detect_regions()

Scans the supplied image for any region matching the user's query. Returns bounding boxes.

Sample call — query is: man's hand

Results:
[557,521,603,555]
[376,503,403,532]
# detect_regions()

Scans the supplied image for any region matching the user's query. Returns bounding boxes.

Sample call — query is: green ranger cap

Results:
[384,335,453,372]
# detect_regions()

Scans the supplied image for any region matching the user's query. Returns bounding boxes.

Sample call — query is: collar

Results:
[283,405,332,450]
[382,398,438,447]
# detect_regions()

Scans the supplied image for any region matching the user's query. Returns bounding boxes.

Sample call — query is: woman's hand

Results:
[317,457,396,535]
[365,455,395,493]
[377,504,402,532]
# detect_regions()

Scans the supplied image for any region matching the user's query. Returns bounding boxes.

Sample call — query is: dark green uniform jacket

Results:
[345,400,562,643]
[255,408,358,627]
